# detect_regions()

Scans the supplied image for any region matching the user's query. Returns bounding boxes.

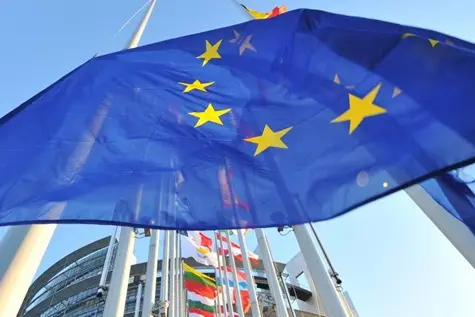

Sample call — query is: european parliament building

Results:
[17,236,332,317]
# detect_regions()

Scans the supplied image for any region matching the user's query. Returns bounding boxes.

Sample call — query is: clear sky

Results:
[1,0,475,316]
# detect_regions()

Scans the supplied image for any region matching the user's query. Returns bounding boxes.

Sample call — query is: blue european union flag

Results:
[421,167,475,235]
[1,9,475,229]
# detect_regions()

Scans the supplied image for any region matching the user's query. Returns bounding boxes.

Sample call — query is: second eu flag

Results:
[1,9,475,229]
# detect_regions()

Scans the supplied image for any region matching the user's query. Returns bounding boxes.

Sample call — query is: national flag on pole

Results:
[182,235,219,268]
[216,232,259,264]
[2,10,475,230]
[215,265,251,313]
[182,231,213,252]
[220,229,249,236]
[240,3,287,19]
[219,265,247,282]
[189,313,213,317]
[188,292,216,316]
[216,278,248,289]
[184,263,216,297]
[184,263,217,317]
[216,266,249,289]
[237,290,251,314]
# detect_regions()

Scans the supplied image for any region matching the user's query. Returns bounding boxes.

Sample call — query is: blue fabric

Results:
[217,278,248,289]
[1,9,475,229]
[421,168,475,235]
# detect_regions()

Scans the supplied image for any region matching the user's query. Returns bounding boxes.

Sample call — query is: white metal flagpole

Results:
[102,2,156,316]
[169,230,177,317]
[160,230,171,316]
[180,257,186,317]
[215,233,226,317]
[279,274,297,317]
[142,229,160,317]
[405,185,475,269]
[226,230,245,317]
[255,228,289,317]
[97,226,118,298]
[292,224,347,317]
[134,281,144,317]
[175,233,182,317]
[217,232,235,316]
[103,226,137,316]
[215,265,224,317]
[0,224,56,317]
[236,229,262,317]
[127,0,157,49]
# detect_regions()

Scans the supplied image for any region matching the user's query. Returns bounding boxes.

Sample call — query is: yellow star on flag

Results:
[244,124,292,156]
[402,33,439,47]
[188,103,231,127]
[331,83,386,134]
[178,80,214,93]
[197,40,222,66]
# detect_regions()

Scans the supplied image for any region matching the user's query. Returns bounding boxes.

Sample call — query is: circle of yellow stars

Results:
[176,29,448,164]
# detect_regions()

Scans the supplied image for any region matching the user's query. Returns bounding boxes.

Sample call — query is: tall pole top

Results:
[127,0,157,49]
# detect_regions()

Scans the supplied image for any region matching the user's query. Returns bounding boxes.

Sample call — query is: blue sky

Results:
[1,0,475,316]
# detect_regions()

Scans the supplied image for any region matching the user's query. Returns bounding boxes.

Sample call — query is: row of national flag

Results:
[180,230,256,315]
[181,231,258,268]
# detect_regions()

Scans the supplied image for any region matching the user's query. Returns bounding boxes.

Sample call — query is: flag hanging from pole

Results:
[182,235,219,268]
[220,229,249,236]
[421,167,475,234]
[216,266,251,314]
[184,263,217,317]
[181,231,214,252]
[240,3,287,19]
[216,232,259,264]
[1,10,475,230]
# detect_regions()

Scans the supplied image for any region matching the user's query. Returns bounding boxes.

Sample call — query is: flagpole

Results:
[217,232,235,316]
[226,230,245,317]
[255,228,289,317]
[142,229,160,317]
[215,265,224,317]
[307,224,342,285]
[102,2,156,316]
[96,227,118,298]
[103,226,137,316]
[236,229,262,317]
[406,185,475,269]
[169,230,177,317]
[170,231,177,317]
[215,232,226,317]
[0,224,56,317]
[293,224,348,317]
[278,273,297,317]
[160,231,171,316]
[134,281,144,317]
[306,224,355,315]
[126,0,156,48]
[180,257,186,317]
[176,234,183,317]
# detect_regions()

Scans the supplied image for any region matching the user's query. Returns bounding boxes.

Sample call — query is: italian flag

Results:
[184,263,216,317]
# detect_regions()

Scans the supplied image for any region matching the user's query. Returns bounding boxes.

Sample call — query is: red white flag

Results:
[216,232,259,264]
